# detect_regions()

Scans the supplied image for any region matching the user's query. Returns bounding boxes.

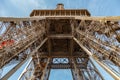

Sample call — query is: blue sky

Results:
[0,0,120,80]
[0,0,120,17]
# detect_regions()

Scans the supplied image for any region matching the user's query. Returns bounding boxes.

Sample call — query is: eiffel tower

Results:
[0,3,120,80]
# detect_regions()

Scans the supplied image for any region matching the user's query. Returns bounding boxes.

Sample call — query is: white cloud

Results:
[10,0,47,9]
[1,0,120,17]
[0,0,47,17]
[86,0,120,16]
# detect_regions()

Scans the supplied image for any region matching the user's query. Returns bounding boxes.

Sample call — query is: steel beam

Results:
[41,58,50,80]
[18,58,34,80]
[1,16,120,22]
[0,17,45,22]
[1,38,47,80]
[71,58,83,80]
[73,37,120,80]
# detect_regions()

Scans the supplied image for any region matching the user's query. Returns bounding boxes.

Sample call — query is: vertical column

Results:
[44,58,53,80]
[46,20,51,57]
[71,69,77,80]
[44,69,51,80]
[70,20,74,56]
[70,19,75,36]
[41,58,50,80]
[48,39,51,57]
[70,58,83,80]
[70,39,74,56]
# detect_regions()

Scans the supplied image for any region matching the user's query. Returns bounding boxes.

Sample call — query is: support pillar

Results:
[70,58,83,80]
[41,58,50,80]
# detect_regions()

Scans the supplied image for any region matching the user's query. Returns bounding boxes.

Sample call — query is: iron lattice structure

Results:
[0,4,120,80]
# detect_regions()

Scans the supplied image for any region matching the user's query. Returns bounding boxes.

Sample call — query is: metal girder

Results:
[75,29,120,66]
[48,35,73,39]
[70,58,83,80]
[75,16,120,21]
[41,58,50,80]
[73,37,120,80]
[47,63,86,69]
[37,53,88,58]
[71,69,76,80]
[0,16,120,22]
[0,37,39,68]
[76,29,120,55]
[1,59,29,80]
[18,58,34,80]
[0,38,47,80]
[0,17,45,21]
[88,59,104,80]
[44,69,51,80]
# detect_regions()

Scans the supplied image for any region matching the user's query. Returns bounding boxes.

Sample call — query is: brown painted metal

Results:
[0,3,120,80]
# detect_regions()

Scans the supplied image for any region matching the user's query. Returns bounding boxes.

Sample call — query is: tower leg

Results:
[70,58,83,80]
[41,58,50,80]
